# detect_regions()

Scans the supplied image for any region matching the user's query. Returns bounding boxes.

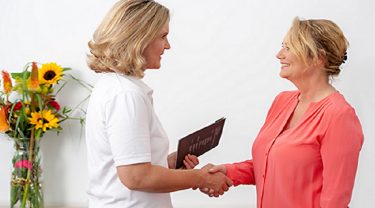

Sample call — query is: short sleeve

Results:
[320,107,364,207]
[105,91,152,167]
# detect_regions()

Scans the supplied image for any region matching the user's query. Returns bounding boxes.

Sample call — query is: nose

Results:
[276,48,284,60]
[165,38,171,50]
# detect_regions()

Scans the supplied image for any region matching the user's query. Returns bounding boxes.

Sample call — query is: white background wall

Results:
[0,0,374,207]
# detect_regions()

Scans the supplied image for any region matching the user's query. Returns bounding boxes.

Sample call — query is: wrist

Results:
[190,169,205,189]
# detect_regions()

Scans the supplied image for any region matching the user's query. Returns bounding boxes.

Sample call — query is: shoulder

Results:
[325,92,357,118]
[92,73,148,101]
[323,92,363,136]
[96,73,140,91]
[322,92,364,147]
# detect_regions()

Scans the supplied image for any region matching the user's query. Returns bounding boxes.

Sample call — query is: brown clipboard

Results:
[175,117,226,169]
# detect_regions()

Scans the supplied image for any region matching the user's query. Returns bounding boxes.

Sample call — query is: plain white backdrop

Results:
[0,0,374,207]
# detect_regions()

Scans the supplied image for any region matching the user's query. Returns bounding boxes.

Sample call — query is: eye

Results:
[282,43,290,51]
[161,33,168,40]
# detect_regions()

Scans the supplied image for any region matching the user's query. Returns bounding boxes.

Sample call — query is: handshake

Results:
[170,153,232,197]
[194,163,233,197]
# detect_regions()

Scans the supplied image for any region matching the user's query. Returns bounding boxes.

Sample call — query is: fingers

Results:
[204,188,218,197]
[201,187,209,193]
[226,177,233,187]
[198,187,210,195]
[209,193,220,197]
[208,164,227,175]
[196,170,232,198]
[200,187,225,198]
[167,152,177,169]
[208,188,222,197]
[183,154,199,169]
[201,163,214,170]
[222,183,229,192]
[168,151,177,158]
[188,154,199,165]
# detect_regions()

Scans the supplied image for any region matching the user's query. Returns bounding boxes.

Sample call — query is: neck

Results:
[293,73,336,103]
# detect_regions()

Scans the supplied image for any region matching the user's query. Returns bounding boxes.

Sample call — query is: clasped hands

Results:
[169,152,232,197]
[195,163,232,197]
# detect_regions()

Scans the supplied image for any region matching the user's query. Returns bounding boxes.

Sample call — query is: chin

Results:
[279,71,288,78]
[152,65,161,69]
[145,64,161,69]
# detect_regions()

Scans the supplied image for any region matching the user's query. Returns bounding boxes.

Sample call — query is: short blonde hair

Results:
[87,0,170,78]
[287,17,348,76]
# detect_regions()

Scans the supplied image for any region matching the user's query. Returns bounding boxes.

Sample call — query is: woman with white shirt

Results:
[85,0,232,207]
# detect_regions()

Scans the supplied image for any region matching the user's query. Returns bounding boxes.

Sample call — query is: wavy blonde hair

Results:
[87,0,169,78]
[287,17,349,77]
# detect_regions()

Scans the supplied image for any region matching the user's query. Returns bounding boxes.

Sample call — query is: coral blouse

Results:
[225,91,363,208]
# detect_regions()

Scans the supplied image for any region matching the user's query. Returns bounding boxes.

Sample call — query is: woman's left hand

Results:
[167,152,199,169]
[183,154,199,169]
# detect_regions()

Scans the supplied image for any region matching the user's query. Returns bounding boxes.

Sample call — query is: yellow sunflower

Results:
[38,62,63,85]
[29,109,59,132]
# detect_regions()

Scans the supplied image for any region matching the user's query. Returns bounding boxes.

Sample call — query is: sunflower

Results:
[29,109,59,132]
[38,62,63,85]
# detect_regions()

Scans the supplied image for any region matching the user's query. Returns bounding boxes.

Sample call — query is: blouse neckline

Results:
[281,90,340,134]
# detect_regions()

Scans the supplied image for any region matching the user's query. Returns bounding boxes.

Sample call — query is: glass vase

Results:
[10,138,44,208]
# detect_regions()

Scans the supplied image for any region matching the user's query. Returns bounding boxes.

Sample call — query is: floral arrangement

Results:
[0,61,90,208]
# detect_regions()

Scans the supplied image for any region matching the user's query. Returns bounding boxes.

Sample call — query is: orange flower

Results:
[0,106,9,132]
[27,62,39,91]
[1,71,13,94]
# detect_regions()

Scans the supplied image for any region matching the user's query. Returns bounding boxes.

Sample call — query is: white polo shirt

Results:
[85,73,172,208]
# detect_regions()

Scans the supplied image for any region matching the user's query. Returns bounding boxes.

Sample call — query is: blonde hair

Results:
[287,17,348,76]
[87,0,169,78]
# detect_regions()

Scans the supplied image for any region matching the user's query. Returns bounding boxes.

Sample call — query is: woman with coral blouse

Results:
[203,17,364,208]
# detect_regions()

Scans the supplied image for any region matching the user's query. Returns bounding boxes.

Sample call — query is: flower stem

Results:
[21,128,34,207]
[21,92,37,208]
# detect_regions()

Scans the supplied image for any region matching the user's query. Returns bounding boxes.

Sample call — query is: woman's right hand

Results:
[198,164,229,197]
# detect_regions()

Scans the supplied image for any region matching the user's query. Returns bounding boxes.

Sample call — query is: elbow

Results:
[116,163,152,191]
[119,175,143,190]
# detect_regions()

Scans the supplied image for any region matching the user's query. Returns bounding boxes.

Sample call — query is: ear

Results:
[315,49,326,67]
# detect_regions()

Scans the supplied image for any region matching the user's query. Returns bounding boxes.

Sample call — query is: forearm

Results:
[140,166,204,192]
[225,160,255,185]
[118,163,204,193]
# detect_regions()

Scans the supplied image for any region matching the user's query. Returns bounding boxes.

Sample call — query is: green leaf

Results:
[35,94,44,111]
[63,67,72,72]
[11,71,31,80]
[55,80,67,95]
[10,184,18,206]
[67,74,94,90]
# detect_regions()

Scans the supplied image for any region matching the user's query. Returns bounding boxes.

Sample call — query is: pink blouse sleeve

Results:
[225,160,255,186]
[320,107,364,207]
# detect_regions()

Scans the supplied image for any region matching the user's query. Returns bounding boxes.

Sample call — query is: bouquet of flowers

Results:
[0,61,90,208]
